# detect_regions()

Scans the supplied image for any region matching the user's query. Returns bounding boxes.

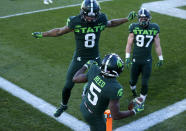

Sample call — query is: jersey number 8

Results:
[85,33,96,48]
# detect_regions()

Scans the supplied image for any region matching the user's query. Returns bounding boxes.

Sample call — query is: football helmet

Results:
[138,8,151,27]
[80,0,100,23]
[101,53,124,77]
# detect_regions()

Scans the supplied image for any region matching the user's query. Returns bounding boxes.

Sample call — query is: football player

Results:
[32,0,137,117]
[73,53,144,131]
[125,8,164,101]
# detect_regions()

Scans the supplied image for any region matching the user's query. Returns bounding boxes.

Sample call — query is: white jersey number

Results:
[84,33,96,48]
[136,35,153,47]
[88,82,101,106]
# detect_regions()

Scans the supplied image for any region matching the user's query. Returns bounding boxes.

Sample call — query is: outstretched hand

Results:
[125,58,132,68]
[32,32,43,39]
[127,11,137,21]
[156,60,163,67]
[132,102,144,114]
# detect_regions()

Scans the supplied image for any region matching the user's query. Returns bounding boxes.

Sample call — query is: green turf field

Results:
[0,0,186,130]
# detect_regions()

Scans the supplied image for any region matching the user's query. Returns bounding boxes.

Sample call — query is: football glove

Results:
[156,60,163,67]
[125,58,132,68]
[127,11,137,21]
[132,102,144,115]
[84,60,98,69]
[32,32,43,39]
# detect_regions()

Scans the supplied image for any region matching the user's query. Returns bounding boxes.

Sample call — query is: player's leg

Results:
[90,115,106,131]
[140,61,152,102]
[129,62,141,97]
[62,72,75,105]
[62,56,100,104]
[54,59,84,117]
[80,101,106,131]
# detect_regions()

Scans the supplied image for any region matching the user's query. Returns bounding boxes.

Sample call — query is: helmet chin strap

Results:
[139,19,150,27]
[141,21,148,27]
[82,16,96,23]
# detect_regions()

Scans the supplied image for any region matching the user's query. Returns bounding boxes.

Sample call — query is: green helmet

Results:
[80,0,100,23]
[101,53,124,77]
[138,8,152,27]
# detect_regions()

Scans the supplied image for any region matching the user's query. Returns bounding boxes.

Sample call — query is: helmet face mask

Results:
[101,53,124,78]
[138,8,151,27]
[80,0,100,23]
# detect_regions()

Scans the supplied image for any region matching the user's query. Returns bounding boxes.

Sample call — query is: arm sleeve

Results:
[152,23,160,36]
[66,16,75,29]
[99,13,108,29]
[103,13,108,26]
[155,23,160,33]
[128,23,134,33]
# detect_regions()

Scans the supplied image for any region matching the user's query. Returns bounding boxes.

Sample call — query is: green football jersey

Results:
[82,64,123,115]
[129,23,160,60]
[66,13,108,58]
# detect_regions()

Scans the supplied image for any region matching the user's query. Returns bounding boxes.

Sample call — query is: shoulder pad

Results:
[129,23,135,31]
[152,23,160,28]
[98,13,108,22]
[66,15,80,28]
[151,23,160,32]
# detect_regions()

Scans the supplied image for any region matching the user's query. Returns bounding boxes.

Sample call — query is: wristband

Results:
[126,53,130,58]
[158,55,163,60]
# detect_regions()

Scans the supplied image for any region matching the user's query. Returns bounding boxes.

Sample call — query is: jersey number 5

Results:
[85,33,96,48]
[136,35,153,47]
[88,82,101,106]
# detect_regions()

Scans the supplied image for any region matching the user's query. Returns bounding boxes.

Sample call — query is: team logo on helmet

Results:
[117,88,123,96]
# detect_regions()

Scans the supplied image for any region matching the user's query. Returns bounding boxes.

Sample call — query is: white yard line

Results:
[115,99,186,131]
[0,76,89,131]
[0,0,112,19]
[142,0,186,19]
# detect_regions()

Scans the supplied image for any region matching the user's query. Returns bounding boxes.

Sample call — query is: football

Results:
[128,97,143,110]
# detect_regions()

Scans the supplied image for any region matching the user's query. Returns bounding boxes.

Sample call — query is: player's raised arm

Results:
[32,26,73,38]
[107,11,137,27]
